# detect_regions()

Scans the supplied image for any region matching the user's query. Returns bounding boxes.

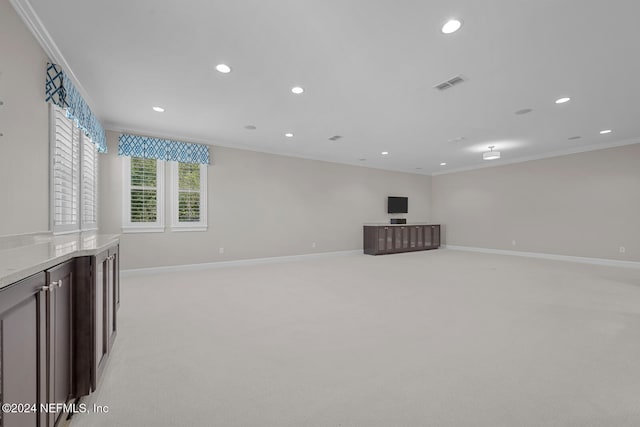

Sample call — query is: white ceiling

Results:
[20,0,640,174]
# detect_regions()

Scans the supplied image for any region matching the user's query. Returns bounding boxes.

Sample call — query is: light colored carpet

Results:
[71,249,640,427]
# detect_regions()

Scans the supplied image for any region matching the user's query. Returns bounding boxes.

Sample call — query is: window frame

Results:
[169,161,207,232]
[80,133,99,231]
[122,156,165,233]
[50,104,97,235]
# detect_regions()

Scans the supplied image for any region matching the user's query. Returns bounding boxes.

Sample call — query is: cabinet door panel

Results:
[401,227,409,249]
[432,225,441,248]
[112,246,120,311]
[424,226,432,248]
[415,226,424,248]
[72,257,93,397]
[385,227,393,252]
[0,273,47,427]
[377,228,386,252]
[394,228,402,250]
[94,252,109,390]
[108,247,118,349]
[46,260,75,426]
[409,227,417,248]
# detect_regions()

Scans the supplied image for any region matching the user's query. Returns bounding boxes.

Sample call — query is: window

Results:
[50,105,99,234]
[81,136,98,230]
[122,156,164,232]
[170,162,207,231]
[118,133,210,233]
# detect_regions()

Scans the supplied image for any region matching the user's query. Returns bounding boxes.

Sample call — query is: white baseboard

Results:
[122,246,640,276]
[444,245,640,269]
[121,250,363,277]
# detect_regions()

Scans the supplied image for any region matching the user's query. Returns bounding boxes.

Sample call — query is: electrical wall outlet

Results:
[219,247,224,254]
[619,246,626,253]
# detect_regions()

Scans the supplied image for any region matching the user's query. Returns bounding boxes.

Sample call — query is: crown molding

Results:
[9,0,98,114]
[431,137,640,176]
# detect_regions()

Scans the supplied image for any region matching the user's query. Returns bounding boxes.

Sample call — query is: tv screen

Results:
[388,196,408,214]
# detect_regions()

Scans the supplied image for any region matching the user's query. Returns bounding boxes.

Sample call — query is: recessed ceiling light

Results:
[152,106,165,112]
[358,158,367,161]
[568,136,582,140]
[215,64,231,73]
[440,162,447,166]
[600,129,612,134]
[291,86,304,94]
[285,133,294,138]
[244,125,257,130]
[555,97,571,104]
[515,108,533,115]
[381,151,389,155]
[442,19,462,34]
[415,167,423,170]
[483,146,501,160]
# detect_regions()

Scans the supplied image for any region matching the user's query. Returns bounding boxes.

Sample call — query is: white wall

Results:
[432,142,640,262]
[0,0,50,235]
[100,131,433,269]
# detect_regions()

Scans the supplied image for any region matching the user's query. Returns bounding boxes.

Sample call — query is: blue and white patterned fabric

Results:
[118,134,210,165]
[45,63,107,153]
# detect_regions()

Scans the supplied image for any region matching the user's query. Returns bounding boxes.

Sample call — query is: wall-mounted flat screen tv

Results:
[387,196,408,214]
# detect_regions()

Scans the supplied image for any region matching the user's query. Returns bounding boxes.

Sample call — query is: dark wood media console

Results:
[364,224,440,255]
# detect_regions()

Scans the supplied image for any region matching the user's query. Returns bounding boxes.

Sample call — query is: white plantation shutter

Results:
[130,157,159,222]
[122,156,164,232]
[170,162,207,231]
[178,163,200,222]
[51,105,100,234]
[52,106,80,232]
[81,136,98,229]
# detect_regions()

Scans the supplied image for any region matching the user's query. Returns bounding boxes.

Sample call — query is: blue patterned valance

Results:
[45,63,107,153]
[118,134,210,165]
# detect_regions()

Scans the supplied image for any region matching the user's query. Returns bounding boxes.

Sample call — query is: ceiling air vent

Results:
[434,75,466,91]
[328,135,342,141]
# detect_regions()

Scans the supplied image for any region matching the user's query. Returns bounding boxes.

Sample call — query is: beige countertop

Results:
[0,232,120,289]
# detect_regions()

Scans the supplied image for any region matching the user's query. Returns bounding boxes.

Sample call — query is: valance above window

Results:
[45,63,107,153]
[118,134,210,165]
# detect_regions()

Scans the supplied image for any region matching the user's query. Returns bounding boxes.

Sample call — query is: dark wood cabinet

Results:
[92,245,118,391]
[0,241,120,426]
[45,261,75,427]
[394,226,410,251]
[431,225,440,248]
[109,246,119,348]
[364,224,440,255]
[0,273,47,427]
[378,226,393,253]
[0,259,79,427]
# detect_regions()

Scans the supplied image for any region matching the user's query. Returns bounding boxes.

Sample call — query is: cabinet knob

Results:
[47,280,62,290]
